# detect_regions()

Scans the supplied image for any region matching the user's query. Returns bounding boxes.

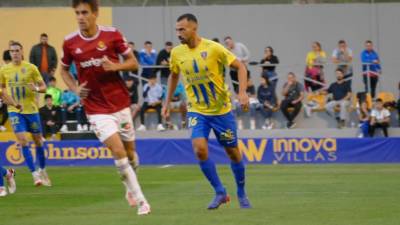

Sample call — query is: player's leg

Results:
[0,166,7,196]
[0,166,16,196]
[29,113,51,186]
[212,111,252,209]
[188,112,228,209]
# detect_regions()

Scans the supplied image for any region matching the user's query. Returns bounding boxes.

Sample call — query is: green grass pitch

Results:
[1,164,399,225]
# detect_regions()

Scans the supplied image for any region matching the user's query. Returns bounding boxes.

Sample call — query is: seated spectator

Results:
[357,101,370,138]
[165,82,187,130]
[0,98,8,132]
[324,69,352,129]
[332,40,353,88]
[260,46,279,91]
[397,82,400,126]
[39,94,61,140]
[305,41,326,92]
[257,75,278,130]
[369,98,390,137]
[281,72,304,128]
[137,75,164,131]
[235,77,258,130]
[45,77,62,106]
[60,89,85,132]
[125,77,140,123]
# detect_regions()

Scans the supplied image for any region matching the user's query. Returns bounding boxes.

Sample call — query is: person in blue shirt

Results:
[139,41,157,85]
[361,40,381,98]
[60,89,85,132]
[165,81,187,129]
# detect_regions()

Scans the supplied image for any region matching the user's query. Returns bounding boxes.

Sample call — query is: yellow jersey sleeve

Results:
[216,44,236,66]
[31,64,43,83]
[169,48,180,74]
[0,67,5,85]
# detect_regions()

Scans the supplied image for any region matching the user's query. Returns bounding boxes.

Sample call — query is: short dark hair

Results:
[365,40,373,44]
[288,72,296,77]
[338,39,346,44]
[177,13,198,23]
[72,0,99,12]
[10,41,23,49]
[128,41,134,45]
[375,98,383,103]
[48,77,56,82]
[44,94,52,100]
[165,41,173,46]
[224,36,232,41]
[212,38,220,43]
[265,46,274,54]
[144,41,152,45]
[336,68,344,74]
[3,50,11,61]
[40,33,48,38]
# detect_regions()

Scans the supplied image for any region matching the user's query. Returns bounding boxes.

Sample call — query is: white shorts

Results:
[87,107,135,142]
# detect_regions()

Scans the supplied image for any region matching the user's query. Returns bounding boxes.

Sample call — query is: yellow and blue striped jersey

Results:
[170,38,236,115]
[0,61,43,114]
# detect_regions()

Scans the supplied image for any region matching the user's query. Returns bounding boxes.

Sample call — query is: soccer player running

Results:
[162,14,252,209]
[0,42,50,187]
[60,0,150,215]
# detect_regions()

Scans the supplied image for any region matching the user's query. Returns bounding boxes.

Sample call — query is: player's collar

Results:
[79,25,100,41]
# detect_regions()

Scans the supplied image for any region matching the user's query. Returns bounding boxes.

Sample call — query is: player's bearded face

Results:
[176,20,195,44]
[74,3,98,32]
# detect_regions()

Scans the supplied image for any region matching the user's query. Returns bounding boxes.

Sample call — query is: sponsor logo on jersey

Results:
[96,41,107,51]
[80,58,103,68]
[200,51,207,60]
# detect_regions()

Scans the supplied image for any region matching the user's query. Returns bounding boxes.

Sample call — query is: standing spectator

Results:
[122,41,140,81]
[281,72,304,128]
[29,33,58,84]
[2,40,13,65]
[155,41,173,86]
[224,36,250,93]
[305,41,326,92]
[257,75,278,130]
[139,41,157,85]
[60,89,85,132]
[165,82,187,130]
[358,101,370,138]
[235,77,258,130]
[369,98,390,137]
[45,77,62,106]
[332,40,353,87]
[137,75,164,131]
[39,94,61,140]
[324,69,352,129]
[125,77,140,122]
[361,40,381,98]
[260,46,279,91]
[0,98,7,132]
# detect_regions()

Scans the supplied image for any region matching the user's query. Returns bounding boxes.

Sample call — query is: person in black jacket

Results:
[257,76,278,129]
[125,77,141,122]
[39,94,61,140]
[260,46,279,91]
[155,41,173,86]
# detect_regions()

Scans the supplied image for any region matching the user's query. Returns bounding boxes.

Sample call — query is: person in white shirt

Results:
[369,98,390,137]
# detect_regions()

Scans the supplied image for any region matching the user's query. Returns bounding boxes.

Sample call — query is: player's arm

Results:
[102,51,138,72]
[230,59,249,109]
[0,85,21,110]
[28,80,46,93]
[61,65,89,99]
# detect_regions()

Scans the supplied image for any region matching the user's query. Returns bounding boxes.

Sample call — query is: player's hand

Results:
[162,104,170,119]
[238,92,249,111]
[15,103,23,112]
[27,83,39,92]
[75,81,90,99]
[102,56,118,72]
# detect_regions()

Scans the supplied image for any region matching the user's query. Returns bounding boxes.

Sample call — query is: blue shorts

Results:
[8,112,42,134]
[187,111,238,147]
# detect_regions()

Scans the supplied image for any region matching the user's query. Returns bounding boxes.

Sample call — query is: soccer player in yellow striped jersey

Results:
[0,42,51,187]
[163,14,252,209]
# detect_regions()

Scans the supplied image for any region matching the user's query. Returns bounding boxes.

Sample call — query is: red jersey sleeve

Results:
[114,30,131,56]
[61,40,73,67]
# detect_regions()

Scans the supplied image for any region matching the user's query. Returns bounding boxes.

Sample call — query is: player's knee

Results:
[195,150,208,160]
[18,138,29,146]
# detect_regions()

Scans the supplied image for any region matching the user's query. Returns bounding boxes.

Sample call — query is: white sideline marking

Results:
[159,164,174,168]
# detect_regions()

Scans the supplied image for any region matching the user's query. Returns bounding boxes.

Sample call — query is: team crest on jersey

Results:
[75,48,83,54]
[96,41,107,51]
[200,51,207,60]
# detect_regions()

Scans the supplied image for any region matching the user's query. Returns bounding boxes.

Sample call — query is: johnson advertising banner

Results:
[1,138,400,166]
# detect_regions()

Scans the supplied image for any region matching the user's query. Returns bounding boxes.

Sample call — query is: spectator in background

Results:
[397,82,400,126]
[361,40,381,98]
[122,41,140,81]
[29,33,58,84]
[2,40,13,65]
[257,75,278,130]
[358,101,370,138]
[156,41,173,86]
[165,82,187,130]
[224,36,250,93]
[260,46,279,91]
[139,41,157,85]
[60,89,85,132]
[235,77,258,130]
[45,77,62,106]
[305,41,326,92]
[332,40,353,87]
[324,69,352,129]
[137,75,164,131]
[0,98,7,132]
[39,94,61,140]
[69,62,78,80]
[369,98,390,137]
[281,72,304,129]
[125,77,140,123]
